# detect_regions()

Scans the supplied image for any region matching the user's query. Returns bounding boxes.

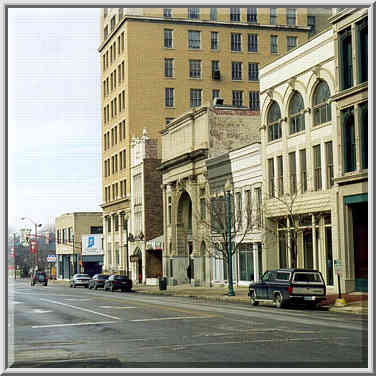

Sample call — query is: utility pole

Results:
[34,223,38,270]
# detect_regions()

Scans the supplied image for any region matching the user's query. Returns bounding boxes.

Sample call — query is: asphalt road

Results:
[8,280,368,369]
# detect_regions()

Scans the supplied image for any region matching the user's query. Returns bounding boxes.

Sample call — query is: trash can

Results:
[159,277,167,291]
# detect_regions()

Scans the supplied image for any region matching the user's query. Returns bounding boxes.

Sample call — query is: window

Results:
[188,8,200,19]
[255,187,262,225]
[232,62,242,80]
[248,34,258,52]
[289,152,297,195]
[287,8,296,26]
[271,35,278,53]
[236,191,242,227]
[190,89,202,107]
[249,91,260,111]
[300,149,307,192]
[111,16,116,31]
[267,101,282,141]
[188,30,201,49]
[189,60,201,78]
[164,29,173,48]
[248,63,259,81]
[230,8,240,22]
[313,144,322,191]
[121,32,125,52]
[165,58,173,77]
[289,91,305,134]
[359,102,368,169]
[325,141,334,189]
[339,27,353,90]
[277,155,284,196]
[270,8,277,24]
[165,88,174,107]
[313,80,331,125]
[210,8,217,21]
[168,197,172,225]
[287,36,297,51]
[211,32,218,50]
[247,8,257,23]
[308,15,315,37]
[212,89,220,101]
[114,215,119,232]
[104,25,108,39]
[200,188,206,220]
[232,90,243,107]
[342,107,356,172]
[357,18,368,84]
[268,158,275,198]
[231,33,242,52]
[212,60,220,79]
[163,8,172,17]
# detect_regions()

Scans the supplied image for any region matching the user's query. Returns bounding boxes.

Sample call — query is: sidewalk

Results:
[46,279,368,315]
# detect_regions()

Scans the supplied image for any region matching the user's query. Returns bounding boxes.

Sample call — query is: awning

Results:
[146,235,164,250]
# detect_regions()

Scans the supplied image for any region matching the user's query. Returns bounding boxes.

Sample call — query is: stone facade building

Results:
[330,8,368,292]
[160,104,260,286]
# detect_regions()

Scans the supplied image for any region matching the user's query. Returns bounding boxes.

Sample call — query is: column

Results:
[312,214,317,270]
[111,213,115,272]
[253,242,259,282]
[119,212,124,274]
[103,216,108,271]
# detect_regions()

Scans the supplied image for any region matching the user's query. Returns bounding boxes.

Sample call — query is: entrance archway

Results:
[200,241,207,284]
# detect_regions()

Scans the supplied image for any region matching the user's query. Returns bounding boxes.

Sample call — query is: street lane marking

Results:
[98,306,137,309]
[131,315,215,322]
[31,321,117,329]
[64,298,92,301]
[40,298,120,320]
[9,301,22,304]
[31,309,52,314]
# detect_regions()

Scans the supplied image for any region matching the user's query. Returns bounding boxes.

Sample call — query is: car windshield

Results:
[76,274,90,278]
[114,276,126,280]
[293,272,322,283]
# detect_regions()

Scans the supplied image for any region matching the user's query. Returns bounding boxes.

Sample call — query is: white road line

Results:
[9,301,22,304]
[39,298,120,320]
[64,298,92,302]
[32,321,117,329]
[31,309,52,314]
[131,315,214,322]
[98,306,137,309]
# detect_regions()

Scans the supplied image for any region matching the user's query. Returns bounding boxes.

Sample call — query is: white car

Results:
[70,274,91,288]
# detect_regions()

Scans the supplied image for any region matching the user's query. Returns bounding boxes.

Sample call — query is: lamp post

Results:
[124,218,129,278]
[224,179,235,297]
[21,217,42,271]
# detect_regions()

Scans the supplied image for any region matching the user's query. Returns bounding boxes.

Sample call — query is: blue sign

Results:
[88,236,95,248]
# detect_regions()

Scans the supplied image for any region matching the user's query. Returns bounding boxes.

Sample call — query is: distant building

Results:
[55,212,103,279]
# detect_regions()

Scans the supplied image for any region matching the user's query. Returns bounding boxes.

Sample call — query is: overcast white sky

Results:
[8,7,102,231]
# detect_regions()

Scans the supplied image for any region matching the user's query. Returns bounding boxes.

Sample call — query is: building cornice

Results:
[331,82,368,102]
[334,172,368,185]
[159,148,208,172]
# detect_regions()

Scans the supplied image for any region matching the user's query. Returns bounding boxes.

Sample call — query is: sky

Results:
[8,7,102,232]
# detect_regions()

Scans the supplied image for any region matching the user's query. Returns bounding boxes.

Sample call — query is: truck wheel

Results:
[249,291,259,306]
[274,293,284,308]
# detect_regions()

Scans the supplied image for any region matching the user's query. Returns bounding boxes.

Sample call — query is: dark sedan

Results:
[104,275,132,292]
[70,274,91,288]
[89,274,109,290]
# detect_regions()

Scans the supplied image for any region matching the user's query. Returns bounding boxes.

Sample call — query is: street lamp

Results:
[224,179,235,297]
[21,217,42,271]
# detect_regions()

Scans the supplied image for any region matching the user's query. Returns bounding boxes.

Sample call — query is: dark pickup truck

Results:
[248,268,326,308]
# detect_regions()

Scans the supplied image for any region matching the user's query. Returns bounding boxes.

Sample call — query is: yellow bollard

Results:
[334,297,347,307]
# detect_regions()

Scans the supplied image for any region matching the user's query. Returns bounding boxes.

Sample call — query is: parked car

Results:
[31,271,48,286]
[70,274,91,288]
[89,274,109,290]
[248,268,326,309]
[104,275,132,292]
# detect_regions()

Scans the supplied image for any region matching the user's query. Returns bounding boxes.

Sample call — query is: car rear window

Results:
[293,272,323,283]
[76,274,90,278]
[276,272,290,281]
[114,276,126,280]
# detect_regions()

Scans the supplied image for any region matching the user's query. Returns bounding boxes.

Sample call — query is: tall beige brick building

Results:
[99,7,332,275]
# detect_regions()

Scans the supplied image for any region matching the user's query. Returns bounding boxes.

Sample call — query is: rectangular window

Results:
[248,34,258,52]
[287,36,297,51]
[190,89,202,107]
[211,32,218,50]
[359,102,368,169]
[313,144,322,191]
[210,8,217,21]
[189,60,201,78]
[165,88,174,107]
[308,15,315,37]
[188,8,200,19]
[163,8,172,17]
[111,16,116,31]
[200,196,206,221]
[249,91,260,111]
[212,60,220,79]
[270,8,277,24]
[168,197,172,225]
[342,107,356,172]
[232,62,242,80]
[300,149,307,192]
[268,158,275,198]
[271,35,278,53]
[339,27,353,90]
[232,90,243,107]
[121,32,125,51]
[287,8,296,26]
[277,155,284,196]
[230,8,240,22]
[357,18,368,84]
[325,141,334,189]
[231,33,242,52]
[165,58,173,77]
[188,30,201,49]
[104,25,108,40]
[248,62,259,81]
[289,152,297,195]
[279,231,287,268]
[236,191,242,227]
[212,89,220,101]
[164,29,173,48]
[247,8,257,22]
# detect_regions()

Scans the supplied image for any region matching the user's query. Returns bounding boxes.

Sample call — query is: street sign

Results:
[47,255,57,263]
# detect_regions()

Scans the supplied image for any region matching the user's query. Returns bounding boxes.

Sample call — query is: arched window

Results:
[267,101,282,141]
[313,80,331,125]
[289,91,305,134]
